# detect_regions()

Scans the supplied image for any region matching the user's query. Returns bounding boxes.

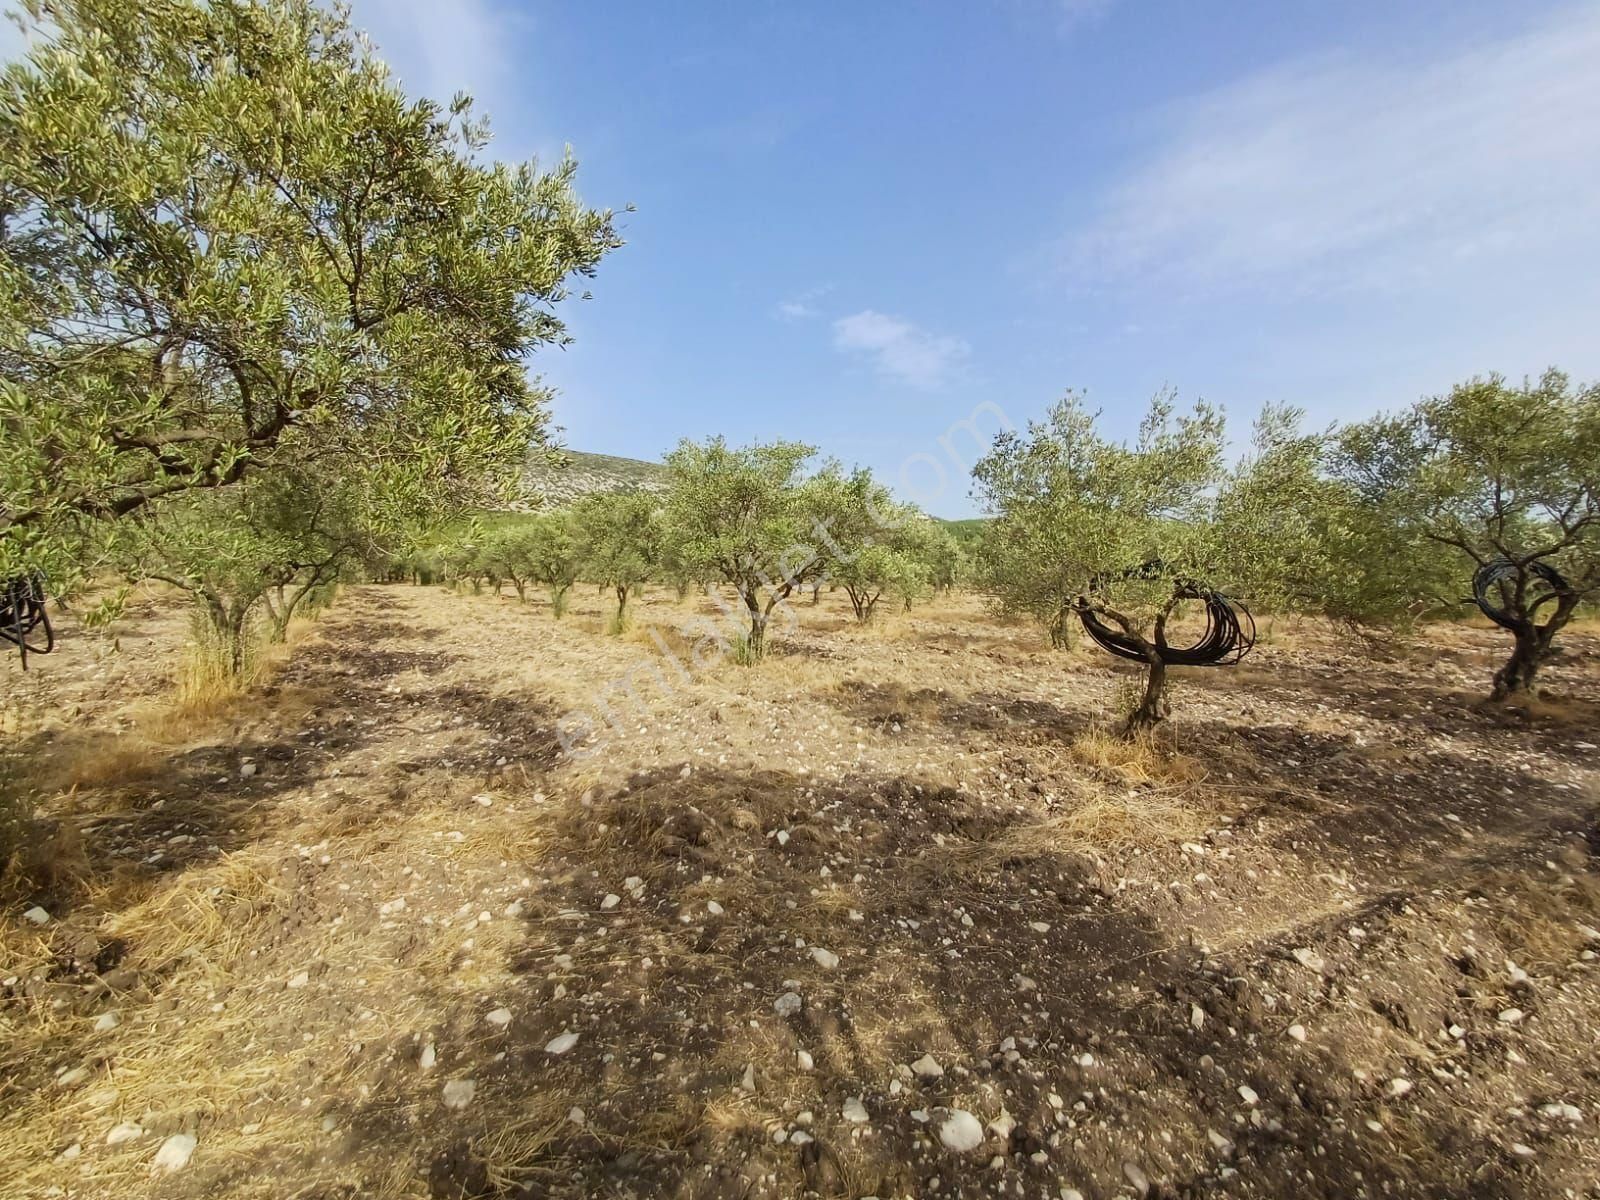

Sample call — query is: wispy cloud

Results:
[1065,6,1600,296]
[774,285,833,322]
[832,310,970,389]
[347,0,547,162]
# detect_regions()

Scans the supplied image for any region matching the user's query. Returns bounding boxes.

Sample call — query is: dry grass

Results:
[1064,726,1208,788]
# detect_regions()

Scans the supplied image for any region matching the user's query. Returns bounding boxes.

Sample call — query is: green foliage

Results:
[975,390,1352,732]
[661,437,843,660]
[1333,369,1600,696]
[574,491,663,626]
[0,0,619,583]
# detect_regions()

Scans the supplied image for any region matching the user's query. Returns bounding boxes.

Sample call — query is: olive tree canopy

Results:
[0,0,620,581]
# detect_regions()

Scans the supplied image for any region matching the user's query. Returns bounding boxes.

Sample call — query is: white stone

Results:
[1237,1085,1259,1106]
[286,971,309,990]
[22,906,50,926]
[796,1049,814,1071]
[1190,1003,1205,1030]
[1539,1103,1583,1122]
[544,1031,579,1055]
[57,1066,89,1088]
[1388,1077,1412,1097]
[911,1054,944,1078]
[1029,921,1051,933]
[419,1042,437,1070]
[938,1109,984,1153]
[987,1111,1016,1139]
[600,894,620,910]
[740,1063,755,1092]
[1498,1008,1524,1024]
[774,991,802,1017]
[152,1133,197,1173]
[442,1079,476,1109]
[1292,947,1326,973]
[568,1107,586,1126]
[841,1097,869,1124]
[485,1008,512,1028]
[810,947,839,969]
[1287,1024,1308,1042]
[1510,1142,1535,1159]
[706,901,724,916]
[105,1123,144,1146]
[239,762,258,779]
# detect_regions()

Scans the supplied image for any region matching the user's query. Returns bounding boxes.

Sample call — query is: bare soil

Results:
[3,583,1599,1200]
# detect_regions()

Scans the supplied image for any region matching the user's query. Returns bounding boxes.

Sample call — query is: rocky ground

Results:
[2,583,1598,1200]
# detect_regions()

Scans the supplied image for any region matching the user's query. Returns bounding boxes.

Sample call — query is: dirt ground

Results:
[3,582,1599,1200]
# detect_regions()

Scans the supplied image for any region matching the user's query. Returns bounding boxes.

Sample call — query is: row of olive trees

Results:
[429,440,968,658]
[974,371,1598,734]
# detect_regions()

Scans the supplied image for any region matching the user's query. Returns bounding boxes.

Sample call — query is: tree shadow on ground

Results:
[305,745,1600,1199]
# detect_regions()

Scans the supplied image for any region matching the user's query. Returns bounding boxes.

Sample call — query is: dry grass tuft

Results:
[105,849,287,971]
[1066,726,1207,788]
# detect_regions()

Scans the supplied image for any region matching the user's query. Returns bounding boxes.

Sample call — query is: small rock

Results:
[1498,1008,1525,1024]
[22,906,50,926]
[239,762,258,779]
[152,1133,197,1174]
[810,947,839,969]
[1029,921,1051,933]
[842,1097,869,1124]
[600,894,620,911]
[106,1123,144,1146]
[442,1079,476,1109]
[285,971,309,990]
[1287,1024,1308,1042]
[485,1008,512,1028]
[1509,1142,1535,1159]
[774,991,802,1018]
[937,1109,983,1153]
[987,1111,1016,1140]
[568,1106,586,1126]
[57,1066,90,1088]
[419,1042,437,1070]
[1539,1103,1582,1122]
[1388,1077,1412,1098]
[796,1049,814,1071]
[1237,1085,1259,1106]
[706,900,724,916]
[911,1054,944,1078]
[544,1031,579,1055]
[1122,1161,1151,1196]
[1291,947,1326,973]
[1207,1128,1233,1155]
[1190,1003,1205,1030]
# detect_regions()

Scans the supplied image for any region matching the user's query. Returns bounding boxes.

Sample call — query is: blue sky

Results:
[12,1,1600,516]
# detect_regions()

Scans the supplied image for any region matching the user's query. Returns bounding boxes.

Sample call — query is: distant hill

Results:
[519,449,992,532]
[520,449,667,506]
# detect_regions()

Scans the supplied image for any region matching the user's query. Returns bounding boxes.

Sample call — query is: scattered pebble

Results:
[911,1054,944,1078]
[937,1109,983,1153]
[544,1032,579,1055]
[442,1079,476,1109]
[152,1133,197,1174]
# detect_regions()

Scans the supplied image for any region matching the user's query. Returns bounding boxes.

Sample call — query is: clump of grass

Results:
[105,848,286,970]
[174,614,262,713]
[1066,725,1206,788]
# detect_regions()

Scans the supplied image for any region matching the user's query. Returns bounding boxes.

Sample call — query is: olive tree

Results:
[575,491,662,630]
[0,0,619,583]
[661,438,846,661]
[1333,370,1599,699]
[525,509,581,617]
[976,391,1325,734]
